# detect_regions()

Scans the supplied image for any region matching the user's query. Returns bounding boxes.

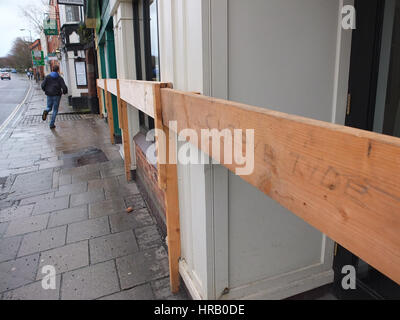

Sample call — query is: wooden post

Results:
[96,86,104,118]
[116,80,123,129]
[154,83,181,293]
[120,99,132,181]
[104,80,115,145]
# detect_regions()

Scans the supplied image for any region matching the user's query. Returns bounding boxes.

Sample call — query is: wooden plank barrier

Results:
[96,80,400,292]
[160,89,400,286]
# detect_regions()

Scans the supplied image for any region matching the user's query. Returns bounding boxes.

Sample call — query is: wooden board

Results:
[160,88,400,285]
[154,84,181,293]
[119,80,171,118]
[107,79,118,97]
[97,79,105,89]
[120,100,132,181]
[104,81,115,145]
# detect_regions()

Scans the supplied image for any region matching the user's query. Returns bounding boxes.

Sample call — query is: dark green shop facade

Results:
[95,0,122,142]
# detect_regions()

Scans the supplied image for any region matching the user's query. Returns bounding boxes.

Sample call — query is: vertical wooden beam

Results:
[104,80,115,145]
[120,100,132,181]
[154,84,181,293]
[116,80,123,129]
[96,85,104,119]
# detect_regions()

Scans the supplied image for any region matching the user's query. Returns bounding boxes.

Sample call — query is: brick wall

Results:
[134,133,166,235]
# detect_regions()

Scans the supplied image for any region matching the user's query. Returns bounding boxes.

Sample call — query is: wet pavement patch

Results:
[0,177,7,188]
[60,147,108,169]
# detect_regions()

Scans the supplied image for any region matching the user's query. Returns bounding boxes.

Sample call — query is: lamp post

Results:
[19,29,33,43]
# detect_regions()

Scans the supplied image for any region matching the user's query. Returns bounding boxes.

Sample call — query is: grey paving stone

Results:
[70,190,105,207]
[89,231,138,264]
[37,241,89,279]
[18,226,66,257]
[67,216,110,243]
[10,169,53,197]
[19,192,54,206]
[0,205,34,223]
[88,177,119,192]
[54,182,87,198]
[151,277,189,300]
[0,236,22,262]
[105,183,140,199]
[100,166,125,179]
[59,174,72,186]
[0,254,39,292]
[116,246,169,290]
[61,260,120,300]
[32,196,69,216]
[124,194,147,210]
[71,171,101,184]
[4,214,49,238]
[135,225,163,250]
[3,276,61,300]
[48,206,88,228]
[109,209,155,233]
[0,222,9,238]
[89,198,125,219]
[100,284,154,300]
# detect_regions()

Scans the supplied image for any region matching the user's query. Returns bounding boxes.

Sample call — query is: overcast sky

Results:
[0,0,45,57]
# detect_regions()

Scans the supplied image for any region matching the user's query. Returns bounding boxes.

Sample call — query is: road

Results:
[0,74,31,126]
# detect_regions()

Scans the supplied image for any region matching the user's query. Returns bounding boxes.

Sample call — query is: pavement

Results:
[0,82,188,300]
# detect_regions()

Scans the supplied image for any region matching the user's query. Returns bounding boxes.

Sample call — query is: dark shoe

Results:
[42,110,48,121]
[50,125,56,130]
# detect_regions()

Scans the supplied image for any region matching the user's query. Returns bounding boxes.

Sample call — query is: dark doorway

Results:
[334,0,400,300]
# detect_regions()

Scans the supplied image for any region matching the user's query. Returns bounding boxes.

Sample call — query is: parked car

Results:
[11,69,17,73]
[1,71,11,80]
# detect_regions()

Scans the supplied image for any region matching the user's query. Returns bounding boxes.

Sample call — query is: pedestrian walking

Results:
[41,65,68,129]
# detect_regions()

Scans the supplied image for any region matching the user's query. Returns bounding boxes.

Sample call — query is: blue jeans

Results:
[46,96,61,127]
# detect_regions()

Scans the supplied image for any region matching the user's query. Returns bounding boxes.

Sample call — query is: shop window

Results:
[65,5,80,23]
[134,0,161,133]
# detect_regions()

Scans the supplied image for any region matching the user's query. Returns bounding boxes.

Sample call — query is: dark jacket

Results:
[41,72,68,97]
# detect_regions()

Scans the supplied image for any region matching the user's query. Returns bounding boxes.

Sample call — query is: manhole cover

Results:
[60,147,108,169]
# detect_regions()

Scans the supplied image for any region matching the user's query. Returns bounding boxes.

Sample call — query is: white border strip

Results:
[0,82,32,134]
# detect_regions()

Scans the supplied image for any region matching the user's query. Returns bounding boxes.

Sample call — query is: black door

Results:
[334,0,400,300]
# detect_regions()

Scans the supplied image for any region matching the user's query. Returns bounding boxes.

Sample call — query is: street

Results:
[0,74,31,127]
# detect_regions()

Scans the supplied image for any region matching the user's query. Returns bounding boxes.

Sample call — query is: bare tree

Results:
[0,38,32,71]
[19,0,48,39]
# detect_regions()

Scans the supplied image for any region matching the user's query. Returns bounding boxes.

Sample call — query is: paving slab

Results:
[70,189,105,207]
[0,236,22,263]
[124,194,147,210]
[37,241,89,279]
[71,171,101,184]
[0,205,34,223]
[89,198,125,219]
[10,169,53,197]
[116,246,169,290]
[17,226,67,257]
[54,182,87,198]
[32,196,69,215]
[88,177,119,192]
[48,205,88,228]
[105,182,140,199]
[89,231,138,264]
[109,209,155,233]
[4,214,49,238]
[61,260,120,300]
[100,283,154,300]
[3,276,61,300]
[19,192,54,206]
[0,254,39,292]
[67,216,110,243]
[135,225,163,250]
[0,222,9,238]
[151,277,188,300]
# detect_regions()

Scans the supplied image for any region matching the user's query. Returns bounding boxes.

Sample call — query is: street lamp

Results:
[19,29,33,43]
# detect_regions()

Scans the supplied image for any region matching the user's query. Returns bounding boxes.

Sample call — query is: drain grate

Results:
[20,114,97,125]
[60,147,108,169]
